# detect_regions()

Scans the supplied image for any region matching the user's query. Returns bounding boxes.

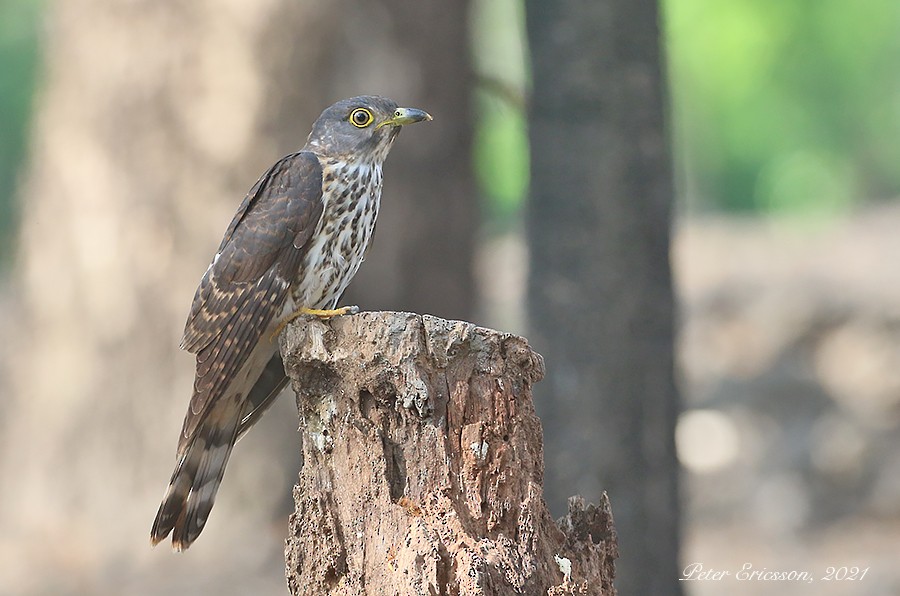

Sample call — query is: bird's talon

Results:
[297,305,361,320]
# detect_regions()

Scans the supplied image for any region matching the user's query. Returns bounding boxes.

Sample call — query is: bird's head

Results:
[305,96,432,161]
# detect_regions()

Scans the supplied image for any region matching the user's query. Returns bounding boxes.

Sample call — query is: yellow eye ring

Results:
[349,108,374,128]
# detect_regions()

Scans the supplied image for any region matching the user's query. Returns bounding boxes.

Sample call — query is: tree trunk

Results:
[3,6,340,590]
[281,311,617,595]
[1,0,475,593]
[524,0,682,594]
[337,0,478,322]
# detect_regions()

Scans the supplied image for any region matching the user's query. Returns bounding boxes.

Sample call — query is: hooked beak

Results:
[377,107,433,129]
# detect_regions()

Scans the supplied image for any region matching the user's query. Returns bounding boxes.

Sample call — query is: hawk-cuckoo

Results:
[151,96,431,550]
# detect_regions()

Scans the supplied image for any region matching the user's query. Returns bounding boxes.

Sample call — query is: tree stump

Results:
[280,312,617,595]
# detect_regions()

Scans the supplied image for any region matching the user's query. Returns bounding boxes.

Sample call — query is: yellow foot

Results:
[300,306,361,319]
[270,305,360,340]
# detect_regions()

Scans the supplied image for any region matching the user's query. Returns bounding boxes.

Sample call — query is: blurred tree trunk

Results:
[339,0,477,321]
[524,0,682,595]
[0,0,473,593]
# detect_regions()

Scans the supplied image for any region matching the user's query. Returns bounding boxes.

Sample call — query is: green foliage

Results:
[0,0,41,261]
[470,0,530,228]
[473,90,529,225]
[665,0,900,213]
[470,0,900,217]
[3,0,897,249]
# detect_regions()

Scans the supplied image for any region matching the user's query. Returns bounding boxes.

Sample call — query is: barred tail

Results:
[150,395,244,551]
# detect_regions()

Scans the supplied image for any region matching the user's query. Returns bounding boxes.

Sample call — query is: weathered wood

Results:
[281,311,617,595]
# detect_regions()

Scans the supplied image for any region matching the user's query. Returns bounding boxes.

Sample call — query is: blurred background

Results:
[1,0,899,594]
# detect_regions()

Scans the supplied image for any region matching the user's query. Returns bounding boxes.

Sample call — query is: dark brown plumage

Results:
[151,96,431,551]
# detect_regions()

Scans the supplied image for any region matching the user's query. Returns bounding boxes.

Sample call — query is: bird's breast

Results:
[292,159,383,309]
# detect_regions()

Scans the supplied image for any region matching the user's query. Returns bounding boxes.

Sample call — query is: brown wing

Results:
[176,151,323,453]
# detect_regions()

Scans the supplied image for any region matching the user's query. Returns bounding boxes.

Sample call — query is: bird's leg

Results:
[270,305,360,340]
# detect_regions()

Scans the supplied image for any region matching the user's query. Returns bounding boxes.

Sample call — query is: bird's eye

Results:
[349,108,374,128]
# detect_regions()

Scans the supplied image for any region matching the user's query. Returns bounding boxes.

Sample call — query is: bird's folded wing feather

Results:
[176,151,324,453]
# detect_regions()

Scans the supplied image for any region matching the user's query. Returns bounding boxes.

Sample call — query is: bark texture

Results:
[280,311,617,595]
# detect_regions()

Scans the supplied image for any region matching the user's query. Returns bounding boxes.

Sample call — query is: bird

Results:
[150,96,432,551]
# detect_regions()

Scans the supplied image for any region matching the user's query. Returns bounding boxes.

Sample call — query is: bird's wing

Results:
[176,151,323,454]
[237,352,290,440]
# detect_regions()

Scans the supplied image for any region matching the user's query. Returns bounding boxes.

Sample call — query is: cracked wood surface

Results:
[280,311,617,595]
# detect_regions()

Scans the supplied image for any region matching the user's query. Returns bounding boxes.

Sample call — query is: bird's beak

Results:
[377,107,433,129]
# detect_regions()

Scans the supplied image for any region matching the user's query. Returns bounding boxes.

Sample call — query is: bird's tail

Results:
[150,395,244,551]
